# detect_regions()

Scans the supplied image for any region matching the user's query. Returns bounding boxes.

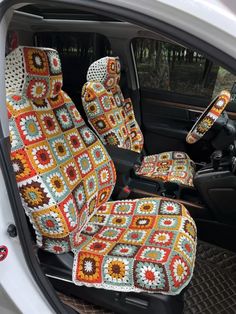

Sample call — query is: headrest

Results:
[5,46,63,100]
[87,56,120,89]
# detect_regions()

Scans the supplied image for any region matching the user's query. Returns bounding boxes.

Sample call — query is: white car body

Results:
[0,1,235,313]
[101,0,236,59]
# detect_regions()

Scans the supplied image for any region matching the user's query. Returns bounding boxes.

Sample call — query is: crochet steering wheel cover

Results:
[186,90,231,144]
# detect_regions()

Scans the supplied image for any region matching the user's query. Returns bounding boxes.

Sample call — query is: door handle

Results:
[188,109,201,122]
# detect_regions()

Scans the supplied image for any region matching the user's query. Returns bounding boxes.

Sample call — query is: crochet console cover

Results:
[135,152,195,187]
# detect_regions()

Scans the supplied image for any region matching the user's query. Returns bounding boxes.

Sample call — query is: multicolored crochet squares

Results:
[5,47,63,100]
[6,47,116,254]
[82,56,195,186]
[82,57,144,153]
[135,151,195,187]
[6,46,197,295]
[73,197,197,294]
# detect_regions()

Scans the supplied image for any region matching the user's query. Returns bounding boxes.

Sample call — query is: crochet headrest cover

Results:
[5,46,63,100]
[86,56,120,89]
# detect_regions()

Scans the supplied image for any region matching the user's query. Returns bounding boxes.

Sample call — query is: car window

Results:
[36,32,112,103]
[132,38,236,105]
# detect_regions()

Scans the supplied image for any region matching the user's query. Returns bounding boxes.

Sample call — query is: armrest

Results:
[106,145,141,173]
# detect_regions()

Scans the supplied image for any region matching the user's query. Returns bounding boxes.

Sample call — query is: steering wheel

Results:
[186,90,231,144]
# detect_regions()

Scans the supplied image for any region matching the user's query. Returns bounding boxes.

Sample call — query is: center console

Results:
[194,149,236,224]
[106,142,236,224]
[106,145,207,219]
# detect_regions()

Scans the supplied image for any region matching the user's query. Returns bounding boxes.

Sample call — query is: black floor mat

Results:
[57,291,114,314]
[184,240,236,314]
[58,240,236,314]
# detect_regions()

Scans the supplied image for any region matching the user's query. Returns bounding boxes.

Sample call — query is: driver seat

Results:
[82,57,195,187]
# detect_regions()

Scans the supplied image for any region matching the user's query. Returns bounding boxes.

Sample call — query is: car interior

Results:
[2,3,236,314]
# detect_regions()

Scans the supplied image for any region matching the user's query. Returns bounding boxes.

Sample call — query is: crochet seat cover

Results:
[5,46,197,294]
[82,57,195,187]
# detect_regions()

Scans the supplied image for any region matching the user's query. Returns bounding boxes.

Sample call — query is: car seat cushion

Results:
[85,57,148,155]
[82,80,144,153]
[135,152,195,187]
[72,197,197,294]
[6,46,116,254]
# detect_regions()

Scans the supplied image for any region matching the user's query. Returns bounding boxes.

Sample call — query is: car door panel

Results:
[132,37,236,162]
[140,87,236,162]
[140,91,213,161]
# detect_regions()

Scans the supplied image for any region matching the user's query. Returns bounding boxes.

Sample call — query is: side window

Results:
[36,32,112,103]
[132,38,236,106]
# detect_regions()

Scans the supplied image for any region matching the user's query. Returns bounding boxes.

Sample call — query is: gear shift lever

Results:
[211,150,223,170]
[162,182,179,198]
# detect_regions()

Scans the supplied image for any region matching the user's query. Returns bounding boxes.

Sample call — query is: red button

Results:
[0,246,8,261]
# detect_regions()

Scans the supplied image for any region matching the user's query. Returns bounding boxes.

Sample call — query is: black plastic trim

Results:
[141,88,211,107]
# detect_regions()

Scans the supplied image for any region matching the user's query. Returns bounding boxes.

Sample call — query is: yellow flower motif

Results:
[108,260,126,279]
[27,49,47,74]
[88,103,97,113]
[22,185,45,206]
[175,165,185,171]
[159,153,171,161]
[118,205,128,212]
[12,153,30,180]
[88,198,96,215]
[146,251,158,259]
[197,116,214,134]
[111,216,126,226]
[185,221,196,239]
[54,141,67,158]
[78,253,101,281]
[50,175,64,193]
[139,203,154,213]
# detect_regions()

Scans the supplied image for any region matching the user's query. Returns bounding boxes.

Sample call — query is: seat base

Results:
[43,240,236,314]
[52,278,184,314]
[121,175,210,220]
[71,198,196,295]
[38,250,184,314]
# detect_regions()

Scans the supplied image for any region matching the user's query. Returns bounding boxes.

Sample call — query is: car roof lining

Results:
[3,0,236,73]
[17,3,120,21]
[10,9,178,45]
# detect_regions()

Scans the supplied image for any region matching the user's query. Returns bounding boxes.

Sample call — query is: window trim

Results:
[130,36,236,111]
